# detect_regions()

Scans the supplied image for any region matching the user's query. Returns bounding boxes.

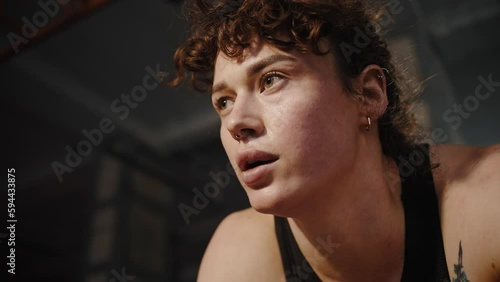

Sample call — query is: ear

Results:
[355,64,388,121]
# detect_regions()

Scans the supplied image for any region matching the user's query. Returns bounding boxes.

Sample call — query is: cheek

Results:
[271,88,358,175]
[220,126,237,162]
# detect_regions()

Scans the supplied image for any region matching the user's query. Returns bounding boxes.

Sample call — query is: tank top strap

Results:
[274,216,321,281]
[397,144,450,281]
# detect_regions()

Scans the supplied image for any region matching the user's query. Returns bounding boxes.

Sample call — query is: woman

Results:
[168,0,500,281]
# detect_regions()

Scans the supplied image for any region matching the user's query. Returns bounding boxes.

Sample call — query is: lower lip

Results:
[241,160,277,187]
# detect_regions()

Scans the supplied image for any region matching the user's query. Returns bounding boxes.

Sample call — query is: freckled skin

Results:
[213,43,362,215]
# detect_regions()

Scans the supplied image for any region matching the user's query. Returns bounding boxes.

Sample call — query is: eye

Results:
[261,72,283,92]
[214,97,233,111]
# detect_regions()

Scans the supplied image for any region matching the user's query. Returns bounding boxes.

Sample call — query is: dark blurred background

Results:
[1,0,499,281]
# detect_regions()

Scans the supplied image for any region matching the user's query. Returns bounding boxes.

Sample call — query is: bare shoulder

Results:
[430,143,500,281]
[197,208,284,282]
[429,143,500,192]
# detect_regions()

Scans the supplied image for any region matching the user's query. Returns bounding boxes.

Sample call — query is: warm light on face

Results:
[212,42,363,214]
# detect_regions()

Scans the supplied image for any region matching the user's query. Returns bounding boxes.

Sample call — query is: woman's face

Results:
[212,42,363,214]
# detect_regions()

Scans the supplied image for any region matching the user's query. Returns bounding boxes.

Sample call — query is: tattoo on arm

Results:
[453,241,470,282]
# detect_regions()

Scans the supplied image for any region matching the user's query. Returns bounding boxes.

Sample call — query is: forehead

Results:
[213,41,337,86]
[210,43,341,95]
[214,42,278,75]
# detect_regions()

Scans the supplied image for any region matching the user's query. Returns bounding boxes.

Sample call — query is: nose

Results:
[225,94,264,142]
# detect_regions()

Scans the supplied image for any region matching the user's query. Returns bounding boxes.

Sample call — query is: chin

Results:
[249,201,278,215]
[246,186,296,217]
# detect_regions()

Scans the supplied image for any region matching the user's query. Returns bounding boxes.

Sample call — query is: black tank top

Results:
[274,144,450,281]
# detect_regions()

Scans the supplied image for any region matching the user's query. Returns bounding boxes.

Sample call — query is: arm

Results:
[472,145,500,281]
[434,144,500,281]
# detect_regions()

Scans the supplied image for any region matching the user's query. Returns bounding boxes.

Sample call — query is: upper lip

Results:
[237,150,279,171]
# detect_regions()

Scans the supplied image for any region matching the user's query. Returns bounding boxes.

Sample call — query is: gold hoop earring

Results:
[366,117,371,131]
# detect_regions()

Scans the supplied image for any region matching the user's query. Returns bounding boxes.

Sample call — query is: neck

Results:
[287,140,405,281]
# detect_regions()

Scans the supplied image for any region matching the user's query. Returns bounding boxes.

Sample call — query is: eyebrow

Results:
[211,54,297,96]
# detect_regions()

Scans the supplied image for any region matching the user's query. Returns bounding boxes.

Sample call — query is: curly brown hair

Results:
[168,0,425,160]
